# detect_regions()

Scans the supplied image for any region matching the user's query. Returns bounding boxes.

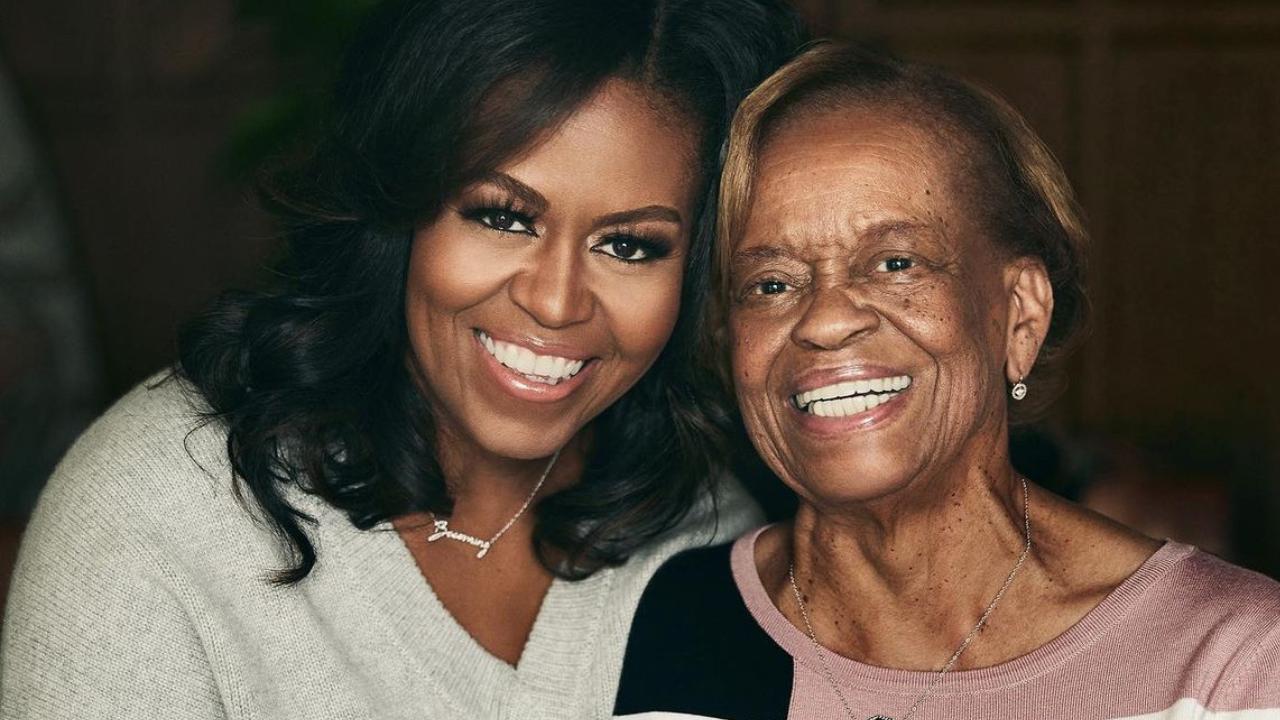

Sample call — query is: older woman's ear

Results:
[1004,257,1054,384]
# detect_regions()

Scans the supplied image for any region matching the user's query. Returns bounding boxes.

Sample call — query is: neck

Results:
[776,440,1034,669]
[432,427,588,539]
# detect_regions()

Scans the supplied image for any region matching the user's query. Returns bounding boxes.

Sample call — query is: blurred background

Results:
[0,0,1277,614]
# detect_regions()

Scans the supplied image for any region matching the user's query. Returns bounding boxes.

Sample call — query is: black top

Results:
[613,542,793,718]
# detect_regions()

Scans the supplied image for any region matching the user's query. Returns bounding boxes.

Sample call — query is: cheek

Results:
[407,222,512,320]
[728,314,756,384]
[880,280,983,359]
[595,265,684,362]
[878,279,1006,412]
[728,310,783,427]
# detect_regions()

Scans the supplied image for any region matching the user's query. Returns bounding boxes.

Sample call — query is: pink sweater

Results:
[614,526,1280,719]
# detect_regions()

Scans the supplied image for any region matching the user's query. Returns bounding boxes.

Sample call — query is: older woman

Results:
[614,44,1280,720]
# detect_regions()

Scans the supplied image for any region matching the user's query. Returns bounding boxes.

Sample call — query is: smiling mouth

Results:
[790,375,913,417]
[476,330,587,386]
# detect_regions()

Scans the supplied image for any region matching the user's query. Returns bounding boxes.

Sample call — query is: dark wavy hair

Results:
[177,0,804,583]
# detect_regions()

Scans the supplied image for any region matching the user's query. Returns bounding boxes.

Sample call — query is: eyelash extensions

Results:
[593,229,672,264]
[457,194,537,235]
[456,196,674,265]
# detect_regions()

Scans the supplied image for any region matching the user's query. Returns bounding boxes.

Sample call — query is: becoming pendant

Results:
[427,518,493,558]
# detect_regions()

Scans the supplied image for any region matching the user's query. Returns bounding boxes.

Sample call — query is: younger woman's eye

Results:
[593,235,667,263]
[876,256,914,272]
[462,206,537,235]
[482,209,535,234]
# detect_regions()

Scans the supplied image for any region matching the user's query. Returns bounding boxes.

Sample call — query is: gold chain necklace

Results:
[787,476,1031,720]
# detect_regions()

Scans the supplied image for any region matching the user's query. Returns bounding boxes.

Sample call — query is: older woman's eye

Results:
[754,279,791,295]
[876,256,914,272]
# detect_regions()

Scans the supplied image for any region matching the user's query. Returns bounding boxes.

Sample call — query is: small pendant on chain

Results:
[426,519,493,558]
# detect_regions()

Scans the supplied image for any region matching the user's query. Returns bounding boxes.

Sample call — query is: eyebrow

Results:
[731,219,935,264]
[472,172,682,230]
[861,219,931,242]
[591,206,683,232]
[476,172,549,214]
[731,245,794,264]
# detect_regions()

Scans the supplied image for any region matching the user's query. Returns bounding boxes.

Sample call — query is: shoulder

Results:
[1132,546,1280,706]
[1110,543,1280,650]
[1158,548,1280,629]
[1164,548,1280,652]
[604,472,763,607]
[3,374,272,718]
[1176,551,1280,707]
[21,371,280,572]
[36,372,231,517]
[660,472,766,556]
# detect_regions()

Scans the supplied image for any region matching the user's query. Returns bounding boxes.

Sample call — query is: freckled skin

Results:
[730,109,1013,508]
[733,107,1161,671]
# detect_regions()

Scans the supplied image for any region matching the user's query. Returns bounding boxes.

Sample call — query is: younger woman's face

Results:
[406,80,699,461]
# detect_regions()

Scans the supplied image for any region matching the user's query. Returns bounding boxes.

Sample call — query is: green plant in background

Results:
[224,0,380,178]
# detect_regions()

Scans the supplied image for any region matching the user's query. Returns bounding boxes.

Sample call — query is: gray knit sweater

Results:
[0,376,761,719]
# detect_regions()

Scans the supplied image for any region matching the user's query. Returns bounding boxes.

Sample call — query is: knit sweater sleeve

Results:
[0,382,229,719]
[1208,599,1280,712]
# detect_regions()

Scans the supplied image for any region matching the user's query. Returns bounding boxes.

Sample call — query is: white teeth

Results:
[807,391,898,417]
[499,342,518,368]
[791,374,912,416]
[513,347,535,374]
[533,354,555,377]
[476,331,587,383]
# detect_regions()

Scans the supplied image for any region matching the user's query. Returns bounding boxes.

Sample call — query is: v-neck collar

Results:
[307,494,614,716]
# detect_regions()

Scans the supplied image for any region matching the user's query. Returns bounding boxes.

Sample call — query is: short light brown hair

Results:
[714,42,1090,423]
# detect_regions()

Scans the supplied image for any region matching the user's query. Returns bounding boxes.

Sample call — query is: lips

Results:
[790,374,913,417]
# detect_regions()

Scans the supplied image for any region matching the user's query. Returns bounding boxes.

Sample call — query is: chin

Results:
[784,450,923,508]
[463,412,579,461]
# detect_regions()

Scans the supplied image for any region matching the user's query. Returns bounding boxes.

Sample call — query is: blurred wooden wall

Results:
[0,0,277,397]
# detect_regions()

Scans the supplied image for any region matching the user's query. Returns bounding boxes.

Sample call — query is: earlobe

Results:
[1004,259,1054,383]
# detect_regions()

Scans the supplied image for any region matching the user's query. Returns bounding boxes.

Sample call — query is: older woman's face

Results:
[406,80,697,460]
[729,108,1018,504]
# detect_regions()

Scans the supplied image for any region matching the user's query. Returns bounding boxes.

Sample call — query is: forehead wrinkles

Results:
[747,162,947,254]
[741,133,952,252]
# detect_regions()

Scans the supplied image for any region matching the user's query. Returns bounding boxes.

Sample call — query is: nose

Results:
[507,234,595,329]
[791,284,880,350]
